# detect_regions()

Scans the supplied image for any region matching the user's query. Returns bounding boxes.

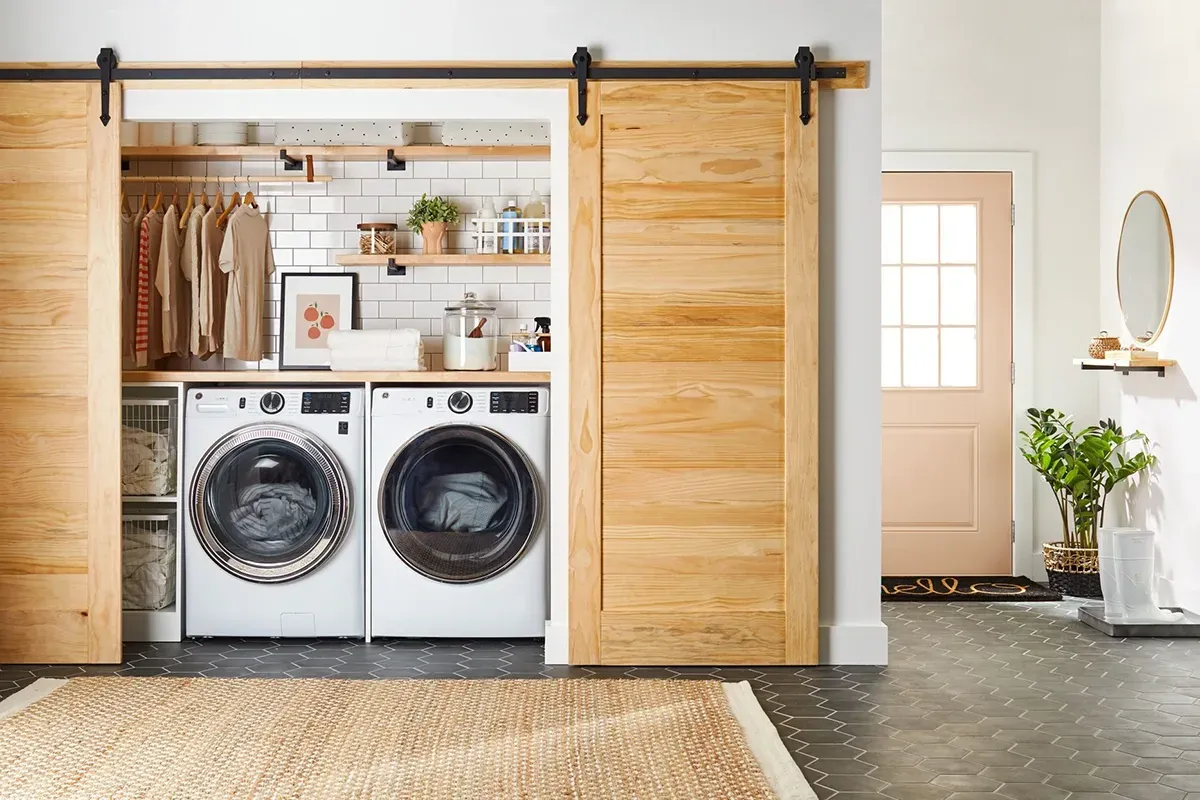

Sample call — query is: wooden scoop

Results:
[468,318,488,339]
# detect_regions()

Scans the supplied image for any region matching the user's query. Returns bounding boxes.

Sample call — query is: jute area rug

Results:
[0,677,814,799]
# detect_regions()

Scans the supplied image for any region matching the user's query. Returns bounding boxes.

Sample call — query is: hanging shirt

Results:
[133,209,165,367]
[219,205,274,362]
[200,203,229,357]
[181,202,209,357]
[120,205,145,361]
[156,204,190,358]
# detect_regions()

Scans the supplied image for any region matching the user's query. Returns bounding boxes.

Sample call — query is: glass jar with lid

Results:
[443,291,499,371]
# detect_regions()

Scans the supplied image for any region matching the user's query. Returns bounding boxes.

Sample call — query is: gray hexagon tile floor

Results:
[4,600,1200,800]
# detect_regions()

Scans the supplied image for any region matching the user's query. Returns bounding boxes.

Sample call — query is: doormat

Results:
[883,576,1062,601]
[0,677,815,800]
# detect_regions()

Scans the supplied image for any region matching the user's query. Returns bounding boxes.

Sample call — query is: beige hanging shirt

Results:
[155,204,190,358]
[181,202,209,357]
[219,206,274,362]
[200,203,229,357]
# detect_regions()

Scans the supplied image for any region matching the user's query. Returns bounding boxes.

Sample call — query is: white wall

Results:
[1099,0,1200,611]
[882,0,1101,574]
[0,0,887,664]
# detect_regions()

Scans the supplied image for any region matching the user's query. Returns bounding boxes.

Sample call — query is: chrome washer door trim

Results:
[190,423,351,583]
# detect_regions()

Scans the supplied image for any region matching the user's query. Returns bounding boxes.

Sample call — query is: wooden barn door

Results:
[0,83,122,662]
[569,81,819,665]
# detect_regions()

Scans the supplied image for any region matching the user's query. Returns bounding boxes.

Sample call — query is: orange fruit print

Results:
[307,325,321,339]
[319,313,336,329]
[303,305,319,322]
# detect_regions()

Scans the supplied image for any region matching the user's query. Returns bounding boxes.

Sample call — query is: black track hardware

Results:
[279,149,303,170]
[0,47,849,126]
[385,149,406,172]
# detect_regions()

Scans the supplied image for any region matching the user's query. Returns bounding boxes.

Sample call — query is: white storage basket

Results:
[274,121,415,146]
[121,398,178,497]
[441,121,549,145]
[472,217,550,255]
[122,514,176,611]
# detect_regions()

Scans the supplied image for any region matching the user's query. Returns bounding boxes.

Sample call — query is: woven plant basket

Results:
[1043,541,1103,598]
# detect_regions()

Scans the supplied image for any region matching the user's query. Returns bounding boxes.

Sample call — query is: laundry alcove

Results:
[0,52,865,666]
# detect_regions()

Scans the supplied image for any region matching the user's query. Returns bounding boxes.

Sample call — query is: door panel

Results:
[569,81,818,665]
[0,84,121,663]
[881,172,1012,576]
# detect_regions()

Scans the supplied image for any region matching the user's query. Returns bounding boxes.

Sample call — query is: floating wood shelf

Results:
[122,370,550,384]
[336,253,550,267]
[122,144,550,161]
[122,495,177,503]
[1073,358,1176,377]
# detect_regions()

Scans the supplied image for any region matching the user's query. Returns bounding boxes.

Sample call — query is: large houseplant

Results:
[1019,408,1156,597]
[406,194,460,255]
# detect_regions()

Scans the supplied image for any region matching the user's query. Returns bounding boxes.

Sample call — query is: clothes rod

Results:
[120,175,332,183]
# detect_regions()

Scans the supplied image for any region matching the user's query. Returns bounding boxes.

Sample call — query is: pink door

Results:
[881,172,1013,575]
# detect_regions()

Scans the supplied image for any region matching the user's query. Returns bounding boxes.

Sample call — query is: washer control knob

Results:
[447,390,473,414]
[260,391,285,414]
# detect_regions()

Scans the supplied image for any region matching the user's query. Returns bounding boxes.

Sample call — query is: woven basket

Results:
[1088,331,1122,359]
[1043,541,1103,598]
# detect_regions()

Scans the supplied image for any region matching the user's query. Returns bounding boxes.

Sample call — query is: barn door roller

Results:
[0,47,848,126]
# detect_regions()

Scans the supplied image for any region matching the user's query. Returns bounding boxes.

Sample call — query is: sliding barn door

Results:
[0,84,122,662]
[569,81,818,665]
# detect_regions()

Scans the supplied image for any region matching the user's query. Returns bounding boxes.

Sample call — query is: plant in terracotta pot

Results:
[1019,408,1156,598]
[406,193,460,256]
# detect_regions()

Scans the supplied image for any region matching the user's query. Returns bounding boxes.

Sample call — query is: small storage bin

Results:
[197,122,248,145]
[121,398,178,497]
[122,514,176,611]
[472,216,550,255]
[137,122,173,146]
[172,122,197,146]
[275,122,415,146]
[441,121,549,145]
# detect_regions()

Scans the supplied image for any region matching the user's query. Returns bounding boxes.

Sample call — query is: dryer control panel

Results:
[490,391,539,414]
[302,391,352,415]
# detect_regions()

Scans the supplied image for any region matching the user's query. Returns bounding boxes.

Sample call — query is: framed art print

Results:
[279,272,357,369]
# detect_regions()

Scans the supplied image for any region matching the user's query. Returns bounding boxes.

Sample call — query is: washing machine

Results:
[370,386,549,638]
[184,387,365,638]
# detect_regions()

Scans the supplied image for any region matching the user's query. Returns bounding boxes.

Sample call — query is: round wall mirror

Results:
[1117,190,1174,344]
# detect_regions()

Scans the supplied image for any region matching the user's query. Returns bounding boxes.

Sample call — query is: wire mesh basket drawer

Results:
[122,399,177,497]
[122,514,177,611]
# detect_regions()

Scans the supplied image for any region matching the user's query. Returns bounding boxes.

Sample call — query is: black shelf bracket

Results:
[279,149,303,171]
[96,47,116,126]
[1079,362,1168,378]
[572,47,592,125]
[385,149,406,172]
[385,258,406,277]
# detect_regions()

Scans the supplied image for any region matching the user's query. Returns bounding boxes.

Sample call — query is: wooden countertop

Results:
[123,370,550,384]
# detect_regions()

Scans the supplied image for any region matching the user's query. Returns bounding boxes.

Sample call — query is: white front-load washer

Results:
[370,386,549,638]
[184,387,365,638]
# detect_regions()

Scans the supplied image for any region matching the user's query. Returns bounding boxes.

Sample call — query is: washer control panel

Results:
[302,391,352,415]
[490,391,540,414]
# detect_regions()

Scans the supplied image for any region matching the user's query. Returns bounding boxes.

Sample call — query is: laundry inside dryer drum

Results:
[194,430,349,582]
[380,425,539,584]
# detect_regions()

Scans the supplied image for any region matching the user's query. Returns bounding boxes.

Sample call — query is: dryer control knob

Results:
[447,390,473,414]
[260,391,285,414]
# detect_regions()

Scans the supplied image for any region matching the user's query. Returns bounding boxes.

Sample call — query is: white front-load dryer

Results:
[370,386,549,638]
[184,387,365,638]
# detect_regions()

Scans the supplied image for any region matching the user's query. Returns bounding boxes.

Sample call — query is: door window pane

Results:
[882,328,901,387]
[940,266,977,325]
[940,328,978,387]
[903,328,939,387]
[940,204,977,264]
[902,205,939,263]
[902,266,939,325]
[882,266,901,325]
[882,205,901,264]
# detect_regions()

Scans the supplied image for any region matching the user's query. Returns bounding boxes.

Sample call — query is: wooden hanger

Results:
[199,179,209,209]
[180,182,195,229]
[168,185,179,210]
[218,189,241,229]
[151,183,163,213]
[138,186,149,214]
[243,188,256,209]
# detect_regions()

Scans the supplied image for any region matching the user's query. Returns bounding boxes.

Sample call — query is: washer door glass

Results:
[191,424,351,583]
[380,424,539,584]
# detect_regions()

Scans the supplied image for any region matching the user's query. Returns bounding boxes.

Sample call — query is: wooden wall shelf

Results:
[122,144,549,161]
[336,253,550,267]
[122,370,549,384]
[1073,358,1176,377]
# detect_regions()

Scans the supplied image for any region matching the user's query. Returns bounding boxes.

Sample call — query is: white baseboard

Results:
[544,620,568,665]
[819,622,889,665]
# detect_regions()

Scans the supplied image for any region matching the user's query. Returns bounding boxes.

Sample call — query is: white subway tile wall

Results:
[127,131,551,372]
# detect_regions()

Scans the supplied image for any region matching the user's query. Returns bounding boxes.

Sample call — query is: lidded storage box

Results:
[358,222,397,255]
[443,292,498,371]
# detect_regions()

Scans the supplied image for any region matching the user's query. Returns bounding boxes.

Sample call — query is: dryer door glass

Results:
[379,424,540,584]
[191,425,352,583]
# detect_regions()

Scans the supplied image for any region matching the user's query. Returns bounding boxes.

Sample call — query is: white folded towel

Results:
[327,328,422,351]
[330,354,425,371]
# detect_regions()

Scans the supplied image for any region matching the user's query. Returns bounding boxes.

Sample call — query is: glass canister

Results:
[358,222,397,255]
[443,292,499,371]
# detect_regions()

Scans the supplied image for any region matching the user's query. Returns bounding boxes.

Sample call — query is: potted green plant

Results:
[406,194,460,255]
[1019,408,1156,597]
